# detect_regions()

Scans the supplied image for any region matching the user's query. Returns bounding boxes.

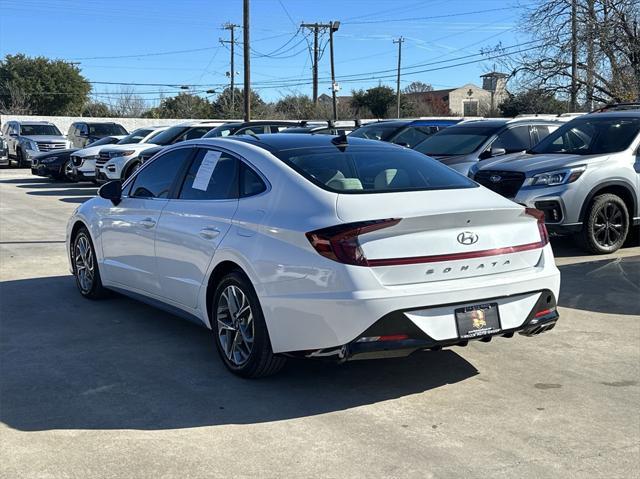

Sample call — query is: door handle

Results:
[138,218,156,229]
[199,227,220,240]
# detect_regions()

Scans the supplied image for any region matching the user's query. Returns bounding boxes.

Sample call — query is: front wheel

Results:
[72,227,108,299]
[211,271,286,378]
[63,159,76,181]
[577,193,629,254]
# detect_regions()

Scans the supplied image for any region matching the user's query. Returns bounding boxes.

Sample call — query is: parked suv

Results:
[470,112,640,254]
[72,127,163,182]
[96,121,221,182]
[412,118,563,175]
[350,118,461,148]
[1,121,70,167]
[67,121,128,148]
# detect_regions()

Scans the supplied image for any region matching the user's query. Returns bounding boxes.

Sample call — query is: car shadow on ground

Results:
[26,188,98,197]
[557,255,640,316]
[550,234,639,258]
[0,275,478,432]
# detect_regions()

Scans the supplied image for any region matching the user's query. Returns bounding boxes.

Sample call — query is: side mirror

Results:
[490,147,507,157]
[9,133,18,137]
[98,180,122,205]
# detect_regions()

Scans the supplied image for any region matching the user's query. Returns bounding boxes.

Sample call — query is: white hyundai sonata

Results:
[67,133,560,377]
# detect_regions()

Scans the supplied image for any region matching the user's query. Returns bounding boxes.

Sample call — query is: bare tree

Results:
[402,81,434,94]
[487,0,639,107]
[109,87,148,117]
[0,81,32,114]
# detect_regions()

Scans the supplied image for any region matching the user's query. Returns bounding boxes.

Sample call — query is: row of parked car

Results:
[2,106,639,255]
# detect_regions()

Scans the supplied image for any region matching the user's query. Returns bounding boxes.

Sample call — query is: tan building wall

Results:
[447,84,493,116]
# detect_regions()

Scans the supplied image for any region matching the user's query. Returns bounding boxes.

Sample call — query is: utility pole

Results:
[329,21,340,121]
[570,0,578,111]
[243,0,251,121]
[301,22,331,105]
[221,23,239,117]
[393,37,404,118]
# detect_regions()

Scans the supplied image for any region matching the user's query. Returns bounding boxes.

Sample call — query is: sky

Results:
[0,0,531,106]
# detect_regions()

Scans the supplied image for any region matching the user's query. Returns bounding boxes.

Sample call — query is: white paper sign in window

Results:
[192,150,222,191]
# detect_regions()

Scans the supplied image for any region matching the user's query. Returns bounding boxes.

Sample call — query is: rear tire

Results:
[72,227,108,299]
[211,271,286,378]
[63,159,76,182]
[577,193,629,254]
[16,148,27,168]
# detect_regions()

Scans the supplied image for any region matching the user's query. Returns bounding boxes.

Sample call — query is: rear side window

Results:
[241,164,267,197]
[178,149,239,200]
[492,126,531,152]
[130,148,193,199]
[275,145,476,193]
[176,127,215,142]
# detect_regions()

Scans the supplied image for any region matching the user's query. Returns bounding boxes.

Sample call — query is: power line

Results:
[342,6,524,25]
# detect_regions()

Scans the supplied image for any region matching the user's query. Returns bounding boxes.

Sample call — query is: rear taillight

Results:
[306,218,401,266]
[525,208,549,245]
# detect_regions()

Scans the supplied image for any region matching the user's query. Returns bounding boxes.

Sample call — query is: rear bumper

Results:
[299,289,558,361]
[262,244,561,353]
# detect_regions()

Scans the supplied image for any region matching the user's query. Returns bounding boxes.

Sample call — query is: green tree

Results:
[81,101,112,117]
[0,54,91,115]
[274,94,316,119]
[213,87,266,119]
[364,86,396,118]
[499,89,566,116]
[148,93,213,119]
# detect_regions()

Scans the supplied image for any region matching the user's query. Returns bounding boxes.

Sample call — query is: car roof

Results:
[75,121,122,124]
[16,121,56,125]
[216,132,401,152]
[583,111,640,119]
[449,118,562,129]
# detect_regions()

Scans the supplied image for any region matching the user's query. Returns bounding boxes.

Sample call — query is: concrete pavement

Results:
[1,168,639,479]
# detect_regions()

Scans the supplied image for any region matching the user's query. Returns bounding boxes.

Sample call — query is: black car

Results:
[31,136,123,181]
[349,119,461,148]
[138,145,164,165]
[67,121,128,148]
[203,121,307,138]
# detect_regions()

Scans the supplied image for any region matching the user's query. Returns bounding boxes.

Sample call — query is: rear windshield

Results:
[413,125,500,156]
[88,123,127,136]
[117,128,153,144]
[274,145,476,193]
[530,117,640,155]
[19,124,62,136]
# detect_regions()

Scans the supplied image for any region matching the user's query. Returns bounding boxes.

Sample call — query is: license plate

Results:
[455,303,501,339]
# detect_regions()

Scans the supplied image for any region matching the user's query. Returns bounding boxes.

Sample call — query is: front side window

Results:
[130,148,193,199]
[275,145,476,193]
[492,126,532,153]
[178,149,239,200]
[237,125,267,135]
[19,124,62,136]
[531,117,640,155]
[413,125,499,156]
[176,126,216,142]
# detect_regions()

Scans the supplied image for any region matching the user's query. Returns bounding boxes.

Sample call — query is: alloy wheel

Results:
[64,159,74,179]
[216,285,255,366]
[593,201,624,248]
[74,235,95,293]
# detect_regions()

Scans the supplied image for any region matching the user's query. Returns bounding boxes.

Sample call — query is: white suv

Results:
[95,121,222,182]
[73,127,167,182]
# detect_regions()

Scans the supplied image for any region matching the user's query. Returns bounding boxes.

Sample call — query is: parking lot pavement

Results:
[1,168,638,479]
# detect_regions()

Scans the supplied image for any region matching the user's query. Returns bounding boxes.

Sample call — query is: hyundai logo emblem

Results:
[457,231,479,245]
[490,175,502,183]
